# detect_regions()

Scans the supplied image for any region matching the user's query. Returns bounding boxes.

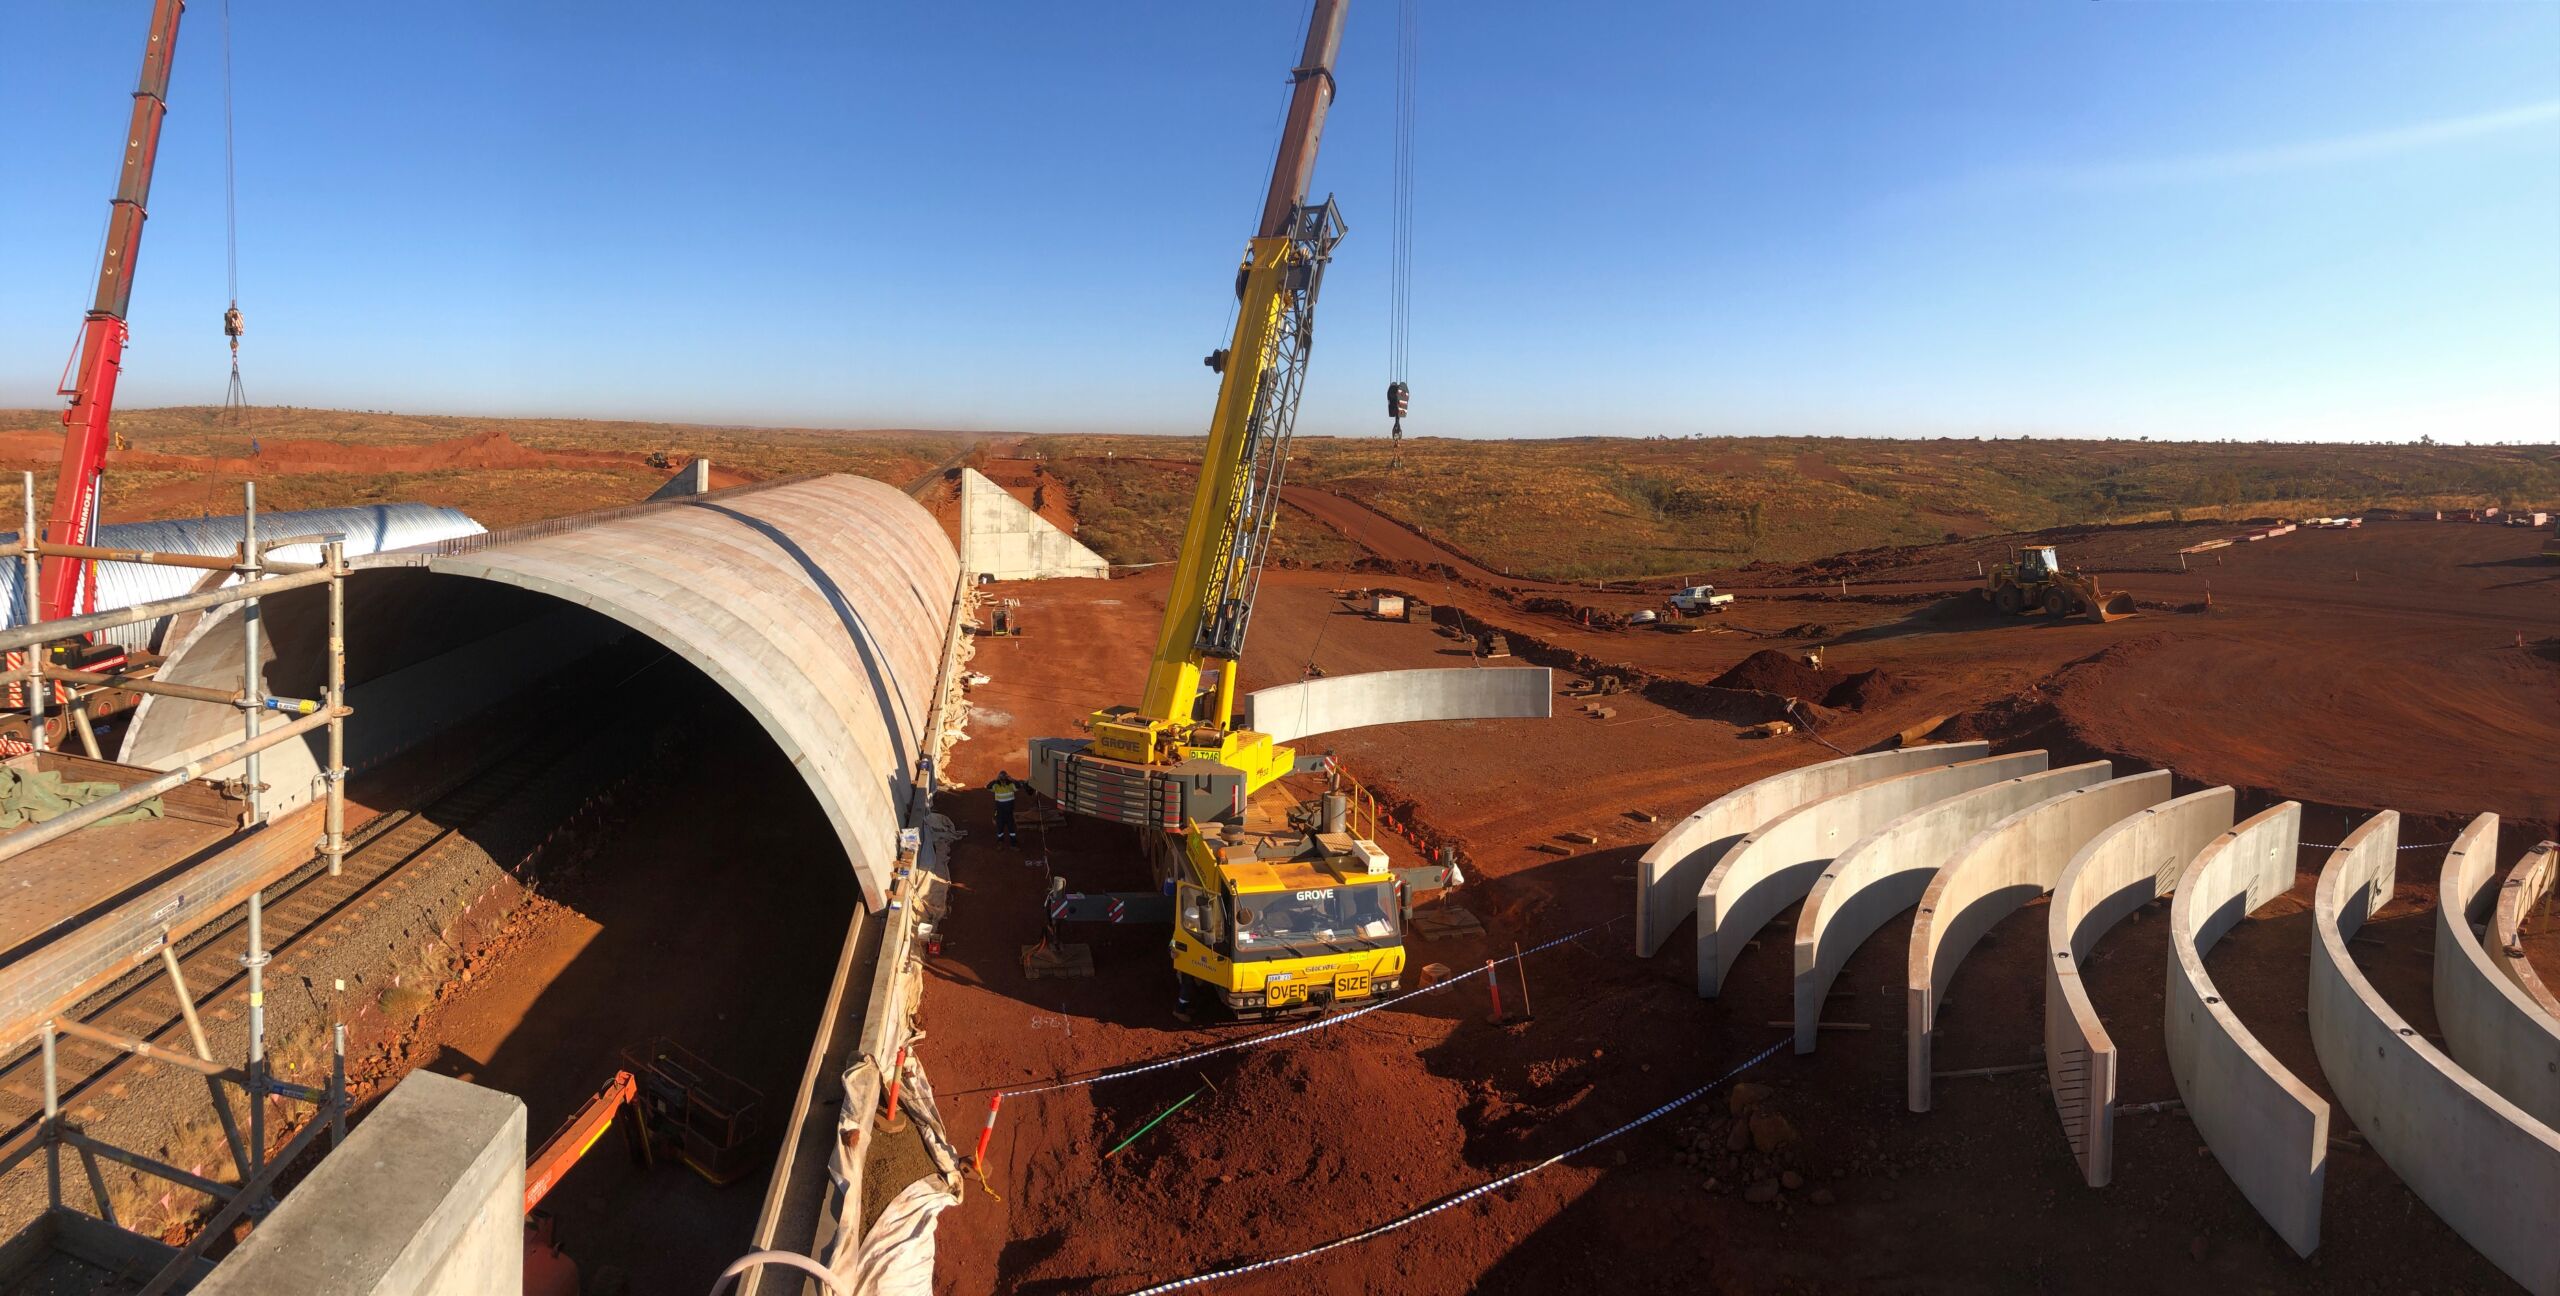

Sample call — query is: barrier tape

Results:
[996,917,1619,1102]
[1116,1034,1791,1295]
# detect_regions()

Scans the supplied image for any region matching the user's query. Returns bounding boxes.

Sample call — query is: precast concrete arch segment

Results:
[1792,760,2112,1054]
[2434,814,2560,1128]
[2310,813,2560,1296]
[2165,802,2326,1257]
[2043,785,2235,1187]
[1696,749,2046,998]
[2493,841,2560,1019]
[1238,665,1553,747]
[1906,770,2172,1112]
[1634,742,1987,958]
[124,477,958,911]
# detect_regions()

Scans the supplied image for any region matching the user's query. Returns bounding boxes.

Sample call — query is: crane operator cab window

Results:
[1231,883,1400,953]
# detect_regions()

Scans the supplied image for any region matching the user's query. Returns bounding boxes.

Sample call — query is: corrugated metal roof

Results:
[0,503,484,650]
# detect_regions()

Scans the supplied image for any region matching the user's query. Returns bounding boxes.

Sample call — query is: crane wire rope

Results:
[1388,0,1415,387]
[219,0,248,425]
[1383,0,1416,464]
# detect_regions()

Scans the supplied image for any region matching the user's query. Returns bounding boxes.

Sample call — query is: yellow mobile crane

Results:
[1028,0,1450,1019]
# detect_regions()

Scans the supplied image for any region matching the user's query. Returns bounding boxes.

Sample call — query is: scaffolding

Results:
[0,474,353,1288]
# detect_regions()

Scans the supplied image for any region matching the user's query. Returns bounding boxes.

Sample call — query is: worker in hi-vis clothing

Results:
[990,771,1019,844]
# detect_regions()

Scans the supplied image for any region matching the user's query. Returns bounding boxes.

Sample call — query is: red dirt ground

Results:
[922,502,2555,1294]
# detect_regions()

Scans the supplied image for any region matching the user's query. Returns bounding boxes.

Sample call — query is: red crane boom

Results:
[45,0,188,621]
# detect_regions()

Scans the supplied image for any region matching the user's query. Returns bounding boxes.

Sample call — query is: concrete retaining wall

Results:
[1793,760,2111,1053]
[958,467,1108,580]
[1698,750,2047,998]
[2310,812,2560,1296]
[1239,665,1552,746]
[2493,841,2560,1018]
[2434,813,2560,1128]
[1906,770,2172,1111]
[2044,786,2235,1187]
[2165,802,2325,1256]
[1635,743,1987,958]
[196,1071,526,1296]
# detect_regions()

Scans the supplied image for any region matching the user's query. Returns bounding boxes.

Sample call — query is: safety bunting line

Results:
[968,918,1621,1171]
[998,917,1618,1100]
[1117,1034,1792,1296]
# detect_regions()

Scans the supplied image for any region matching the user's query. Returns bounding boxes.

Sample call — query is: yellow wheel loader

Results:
[1985,545,2137,623]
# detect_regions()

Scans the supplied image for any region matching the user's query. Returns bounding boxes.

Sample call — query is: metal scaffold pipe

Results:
[240,481,262,826]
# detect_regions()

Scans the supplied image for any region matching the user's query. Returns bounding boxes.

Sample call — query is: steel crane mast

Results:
[44,0,188,621]
[1083,0,1350,793]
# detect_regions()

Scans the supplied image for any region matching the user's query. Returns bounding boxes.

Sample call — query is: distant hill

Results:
[1027,433,2560,579]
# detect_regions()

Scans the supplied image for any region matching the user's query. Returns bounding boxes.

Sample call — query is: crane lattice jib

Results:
[1194,200,1343,661]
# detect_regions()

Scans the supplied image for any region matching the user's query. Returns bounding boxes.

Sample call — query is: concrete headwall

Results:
[127,476,960,910]
[1793,760,2110,1053]
[1697,750,2046,997]
[2434,813,2560,1128]
[196,1070,526,1296]
[2165,802,2326,1256]
[1635,743,1987,958]
[1240,665,1552,746]
[2310,813,2560,1296]
[958,467,1108,580]
[2493,841,2560,1018]
[1906,770,2172,1111]
[2043,786,2235,1187]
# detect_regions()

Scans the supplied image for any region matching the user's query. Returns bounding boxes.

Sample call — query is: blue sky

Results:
[4,1,2556,443]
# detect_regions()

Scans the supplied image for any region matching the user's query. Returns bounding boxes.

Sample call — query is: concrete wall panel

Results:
[197,1070,526,1296]
[127,477,958,911]
[2043,786,2235,1187]
[2434,813,2560,1128]
[2166,802,2326,1256]
[1240,665,1552,747]
[958,468,1108,580]
[1636,743,1987,958]
[1906,770,2172,1111]
[1793,760,2111,1053]
[2310,813,2560,1296]
[2493,841,2560,1019]
[1697,750,2047,998]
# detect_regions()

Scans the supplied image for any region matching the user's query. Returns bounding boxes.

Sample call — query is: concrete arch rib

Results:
[2166,802,2326,1257]
[425,478,954,909]
[2433,814,2560,1127]
[1635,742,1987,958]
[1239,666,1553,747]
[2311,814,2560,1296]
[1696,749,2045,998]
[1793,760,2112,1054]
[2043,785,2234,1187]
[122,477,957,912]
[2493,841,2560,1020]
[1906,770,2172,1112]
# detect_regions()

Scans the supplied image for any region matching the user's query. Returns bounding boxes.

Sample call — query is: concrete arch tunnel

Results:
[116,476,959,910]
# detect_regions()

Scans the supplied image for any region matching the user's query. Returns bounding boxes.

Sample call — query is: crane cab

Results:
[1166,825,1408,1015]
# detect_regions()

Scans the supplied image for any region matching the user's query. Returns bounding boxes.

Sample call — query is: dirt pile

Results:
[1711,649,1839,699]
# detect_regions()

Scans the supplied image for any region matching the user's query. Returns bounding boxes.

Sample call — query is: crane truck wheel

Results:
[1993,584,2024,615]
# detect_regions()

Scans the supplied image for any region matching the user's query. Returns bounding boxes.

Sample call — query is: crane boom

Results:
[1090,0,1349,783]
[44,0,188,621]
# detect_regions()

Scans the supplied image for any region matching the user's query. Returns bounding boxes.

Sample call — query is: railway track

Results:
[0,694,649,1158]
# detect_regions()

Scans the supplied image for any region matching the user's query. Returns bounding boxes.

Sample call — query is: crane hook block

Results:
[223,306,245,339]
[1386,381,1410,419]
